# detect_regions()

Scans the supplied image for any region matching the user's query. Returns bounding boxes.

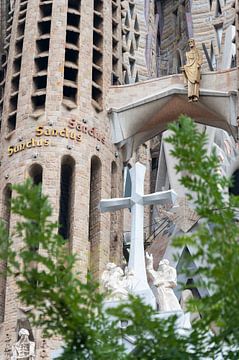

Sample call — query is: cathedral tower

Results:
[0,0,238,358]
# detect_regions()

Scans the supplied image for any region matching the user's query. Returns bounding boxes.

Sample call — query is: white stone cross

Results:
[100,162,177,306]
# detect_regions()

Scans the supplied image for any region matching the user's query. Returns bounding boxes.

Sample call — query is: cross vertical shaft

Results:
[128,163,148,290]
[99,162,177,306]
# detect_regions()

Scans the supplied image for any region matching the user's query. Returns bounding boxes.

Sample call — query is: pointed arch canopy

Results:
[108,71,237,161]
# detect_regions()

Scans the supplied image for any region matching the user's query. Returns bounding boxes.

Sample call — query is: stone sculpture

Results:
[182,38,202,102]
[101,262,134,301]
[100,162,176,306]
[146,253,181,311]
[11,328,35,360]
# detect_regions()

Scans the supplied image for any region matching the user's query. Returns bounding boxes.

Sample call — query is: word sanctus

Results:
[67,118,105,144]
[8,120,106,156]
[8,127,81,157]
[35,126,82,142]
[8,138,50,156]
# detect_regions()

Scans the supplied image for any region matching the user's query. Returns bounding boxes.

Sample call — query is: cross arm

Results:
[99,197,131,213]
[142,190,177,207]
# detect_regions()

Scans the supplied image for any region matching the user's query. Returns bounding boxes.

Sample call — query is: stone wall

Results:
[0,0,124,356]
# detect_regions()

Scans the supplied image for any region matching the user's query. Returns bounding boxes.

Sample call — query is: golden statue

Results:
[182,38,202,102]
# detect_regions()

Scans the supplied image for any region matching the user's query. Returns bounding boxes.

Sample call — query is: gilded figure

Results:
[182,38,203,102]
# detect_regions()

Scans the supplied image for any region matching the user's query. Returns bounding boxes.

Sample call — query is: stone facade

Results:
[0,0,237,358]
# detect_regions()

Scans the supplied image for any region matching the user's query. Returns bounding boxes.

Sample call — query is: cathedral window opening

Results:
[66,30,79,46]
[129,57,135,76]
[15,37,23,55]
[10,93,18,111]
[19,0,28,12]
[28,166,42,258]
[175,50,182,73]
[13,56,21,72]
[1,53,7,66]
[215,0,222,17]
[91,85,102,105]
[89,156,102,275]
[63,85,77,103]
[64,67,78,82]
[210,42,216,70]
[135,32,140,50]
[65,48,78,64]
[29,164,43,186]
[34,55,48,72]
[215,24,223,51]
[38,20,51,36]
[68,0,81,11]
[112,36,118,52]
[33,75,47,91]
[67,13,80,28]
[39,2,52,19]
[18,9,27,21]
[129,2,135,18]
[7,0,28,130]
[129,41,135,56]
[7,113,16,132]
[92,0,103,111]
[94,13,103,31]
[94,0,103,13]
[121,0,139,83]
[32,2,52,113]
[112,0,121,86]
[0,184,12,323]
[93,48,103,66]
[134,14,139,32]
[17,21,25,36]
[63,0,81,109]
[58,156,75,241]
[93,31,103,49]
[36,38,50,53]
[31,94,46,108]
[92,66,103,86]
[173,7,180,37]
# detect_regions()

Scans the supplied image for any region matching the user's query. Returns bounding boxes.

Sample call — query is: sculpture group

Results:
[101,253,181,312]
[101,263,134,300]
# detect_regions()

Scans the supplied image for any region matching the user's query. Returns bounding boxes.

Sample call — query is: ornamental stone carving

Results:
[146,253,181,312]
[11,328,35,360]
[101,263,134,301]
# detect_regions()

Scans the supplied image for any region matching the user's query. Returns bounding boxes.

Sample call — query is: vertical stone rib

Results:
[46,0,67,114]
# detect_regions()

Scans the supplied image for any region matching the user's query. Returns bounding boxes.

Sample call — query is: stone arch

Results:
[28,163,43,185]
[58,155,75,242]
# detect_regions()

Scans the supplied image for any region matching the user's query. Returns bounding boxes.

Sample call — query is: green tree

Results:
[1,115,239,359]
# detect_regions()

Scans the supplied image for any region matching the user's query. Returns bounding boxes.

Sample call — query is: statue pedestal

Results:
[102,288,156,310]
[155,310,192,335]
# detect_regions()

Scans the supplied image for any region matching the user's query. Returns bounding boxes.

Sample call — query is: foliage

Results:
[2,181,125,359]
[165,115,239,358]
[1,115,239,358]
